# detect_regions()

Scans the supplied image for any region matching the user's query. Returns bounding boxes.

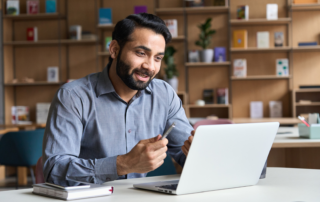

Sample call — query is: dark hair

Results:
[108,13,172,66]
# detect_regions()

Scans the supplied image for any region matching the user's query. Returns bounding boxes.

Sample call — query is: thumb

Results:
[150,134,161,143]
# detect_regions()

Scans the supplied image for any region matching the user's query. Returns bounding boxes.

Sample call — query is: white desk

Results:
[0,168,319,202]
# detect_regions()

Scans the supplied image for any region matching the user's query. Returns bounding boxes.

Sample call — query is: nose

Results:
[141,57,155,73]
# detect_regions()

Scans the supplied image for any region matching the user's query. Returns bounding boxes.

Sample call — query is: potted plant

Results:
[195,18,216,63]
[163,46,179,92]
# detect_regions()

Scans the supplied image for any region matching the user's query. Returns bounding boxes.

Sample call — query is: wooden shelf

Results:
[232,118,300,125]
[185,6,229,14]
[230,18,291,25]
[232,75,291,80]
[188,104,231,108]
[3,13,62,20]
[4,39,97,46]
[290,4,320,11]
[98,51,110,56]
[292,46,320,51]
[296,102,320,106]
[97,24,115,29]
[231,47,291,52]
[294,89,320,93]
[155,7,184,15]
[4,81,64,86]
[171,35,185,41]
[60,39,97,45]
[186,62,230,67]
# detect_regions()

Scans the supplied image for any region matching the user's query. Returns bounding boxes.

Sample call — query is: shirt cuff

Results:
[94,156,119,183]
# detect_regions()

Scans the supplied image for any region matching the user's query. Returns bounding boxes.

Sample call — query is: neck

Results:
[108,62,138,103]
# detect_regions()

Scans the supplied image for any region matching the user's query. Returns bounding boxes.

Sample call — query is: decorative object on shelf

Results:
[213,0,226,6]
[27,0,39,14]
[163,46,179,92]
[134,6,147,14]
[233,30,247,48]
[269,101,282,118]
[188,50,200,62]
[105,36,112,51]
[99,8,112,25]
[233,59,247,77]
[266,4,278,20]
[47,67,59,82]
[195,100,205,106]
[164,19,178,38]
[81,31,97,40]
[276,59,289,76]
[11,106,31,124]
[214,47,226,62]
[298,42,317,46]
[237,5,249,20]
[217,88,228,104]
[203,89,214,104]
[36,103,51,124]
[293,0,318,4]
[27,27,38,41]
[274,32,283,47]
[45,0,56,13]
[69,25,82,40]
[6,0,19,15]
[250,101,263,118]
[195,18,216,63]
[185,0,204,7]
[257,31,269,48]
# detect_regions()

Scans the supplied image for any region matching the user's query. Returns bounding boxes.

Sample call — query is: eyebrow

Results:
[134,45,165,56]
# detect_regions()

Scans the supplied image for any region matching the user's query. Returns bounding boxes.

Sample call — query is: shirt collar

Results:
[95,64,152,97]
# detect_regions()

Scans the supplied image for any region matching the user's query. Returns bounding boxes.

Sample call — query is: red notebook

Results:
[27,0,39,14]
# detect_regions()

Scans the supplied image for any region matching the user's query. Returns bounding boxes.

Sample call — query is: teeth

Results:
[138,73,147,78]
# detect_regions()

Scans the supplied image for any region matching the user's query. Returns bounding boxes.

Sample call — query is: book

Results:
[293,0,318,4]
[47,67,59,82]
[6,0,19,15]
[214,47,226,62]
[188,50,200,62]
[217,88,228,104]
[237,5,249,20]
[233,59,247,77]
[134,6,147,14]
[276,59,289,76]
[27,0,39,14]
[45,0,56,13]
[105,36,112,51]
[36,103,51,124]
[233,30,247,48]
[33,183,113,200]
[266,4,278,20]
[274,32,284,47]
[269,101,282,118]
[99,8,112,25]
[69,25,82,40]
[11,106,31,124]
[257,31,269,48]
[185,0,204,7]
[250,101,263,118]
[164,19,178,38]
[27,27,38,41]
[298,42,317,46]
[203,89,214,104]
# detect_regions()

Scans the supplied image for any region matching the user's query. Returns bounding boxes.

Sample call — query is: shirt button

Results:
[128,129,131,133]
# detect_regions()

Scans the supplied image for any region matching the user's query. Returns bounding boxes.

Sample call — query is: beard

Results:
[116,51,156,90]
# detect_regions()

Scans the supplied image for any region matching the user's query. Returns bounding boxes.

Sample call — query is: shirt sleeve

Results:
[42,88,119,186]
[164,84,194,168]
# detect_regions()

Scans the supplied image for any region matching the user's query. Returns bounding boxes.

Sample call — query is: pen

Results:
[160,122,176,140]
[298,116,310,127]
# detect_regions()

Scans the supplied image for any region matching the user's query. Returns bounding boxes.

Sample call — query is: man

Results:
[43,13,194,185]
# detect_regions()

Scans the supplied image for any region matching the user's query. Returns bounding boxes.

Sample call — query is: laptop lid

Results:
[176,122,279,195]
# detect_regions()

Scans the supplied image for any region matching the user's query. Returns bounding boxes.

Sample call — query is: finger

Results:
[184,140,191,150]
[148,138,168,151]
[181,145,188,156]
[191,130,195,136]
[188,135,194,144]
[150,146,168,159]
[149,134,161,143]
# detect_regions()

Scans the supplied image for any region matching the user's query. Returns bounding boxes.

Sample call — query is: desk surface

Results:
[273,127,320,148]
[0,168,319,202]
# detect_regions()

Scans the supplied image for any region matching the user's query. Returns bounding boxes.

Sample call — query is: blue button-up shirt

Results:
[43,65,193,186]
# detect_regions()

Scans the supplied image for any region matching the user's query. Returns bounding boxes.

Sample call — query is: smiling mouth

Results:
[134,72,150,82]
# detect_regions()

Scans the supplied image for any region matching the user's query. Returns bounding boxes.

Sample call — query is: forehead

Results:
[126,27,166,51]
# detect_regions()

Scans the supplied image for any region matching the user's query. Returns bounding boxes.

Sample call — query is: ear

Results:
[109,40,120,59]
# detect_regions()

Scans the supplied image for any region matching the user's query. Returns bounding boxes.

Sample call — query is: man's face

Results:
[116,28,166,90]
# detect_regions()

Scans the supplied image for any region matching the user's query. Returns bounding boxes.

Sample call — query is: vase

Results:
[200,49,214,63]
[166,76,179,92]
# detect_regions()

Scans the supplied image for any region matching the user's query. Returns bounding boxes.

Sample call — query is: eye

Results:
[155,56,163,61]
[136,51,145,56]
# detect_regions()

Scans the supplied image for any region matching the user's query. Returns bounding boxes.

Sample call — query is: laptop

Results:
[133,122,279,195]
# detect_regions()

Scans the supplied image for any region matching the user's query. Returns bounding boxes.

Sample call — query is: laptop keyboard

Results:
[156,184,178,190]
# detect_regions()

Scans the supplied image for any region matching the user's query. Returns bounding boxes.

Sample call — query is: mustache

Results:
[132,68,155,77]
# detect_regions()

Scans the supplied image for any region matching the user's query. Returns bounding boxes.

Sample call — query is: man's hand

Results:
[181,130,195,157]
[116,135,168,176]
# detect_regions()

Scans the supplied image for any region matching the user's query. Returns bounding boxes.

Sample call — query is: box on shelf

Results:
[237,5,249,20]
[276,59,289,76]
[11,106,31,124]
[266,4,278,20]
[298,123,320,139]
[214,47,226,62]
[27,0,39,14]
[164,19,178,38]
[217,88,228,104]
[257,31,269,48]
[45,0,56,13]
[99,8,112,25]
[134,6,147,14]
[233,30,247,48]
[47,67,59,82]
[250,101,263,118]
[36,103,51,124]
[269,101,282,118]
[69,25,82,40]
[274,32,283,47]
[233,59,247,77]
[105,37,112,51]
[27,27,38,41]
[188,50,200,62]
[6,0,20,15]
[203,89,214,104]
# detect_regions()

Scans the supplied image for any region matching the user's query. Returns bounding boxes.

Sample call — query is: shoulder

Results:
[148,79,177,102]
